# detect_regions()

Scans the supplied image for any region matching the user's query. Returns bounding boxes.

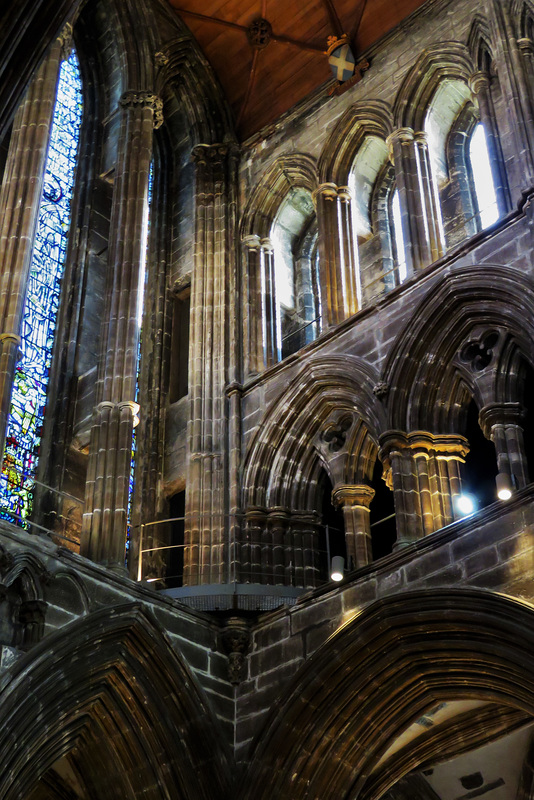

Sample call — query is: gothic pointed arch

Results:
[393,42,475,130]
[318,99,394,185]
[241,589,534,800]
[156,35,234,144]
[467,14,495,71]
[0,603,231,800]
[242,355,384,510]
[382,266,534,432]
[511,0,534,38]
[241,153,318,239]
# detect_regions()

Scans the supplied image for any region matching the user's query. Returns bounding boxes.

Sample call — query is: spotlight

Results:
[331,556,345,582]
[456,494,475,516]
[496,472,513,501]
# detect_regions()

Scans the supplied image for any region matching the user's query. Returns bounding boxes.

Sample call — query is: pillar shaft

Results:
[332,484,375,570]
[81,90,162,566]
[0,36,63,464]
[184,144,239,585]
[260,237,279,366]
[469,71,511,217]
[387,128,444,273]
[380,431,469,547]
[314,183,359,327]
[485,0,534,187]
[479,403,529,489]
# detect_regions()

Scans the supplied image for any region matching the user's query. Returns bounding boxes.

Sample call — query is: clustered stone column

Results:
[240,507,321,588]
[314,183,359,327]
[332,484,375,570]
[485,0,534,187]
[387,128,445,274]
[242,234,280,372]
[184,144,239,585]
[379,431,469,547]
[469,71,511,217]
[479,403,529,489]
[81,90,162,567]
[0,34,64,465]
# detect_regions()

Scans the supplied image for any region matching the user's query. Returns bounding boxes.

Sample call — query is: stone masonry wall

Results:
[235,485,534,762]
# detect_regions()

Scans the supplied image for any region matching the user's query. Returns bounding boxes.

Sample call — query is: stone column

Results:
[414,131,445,262]
[479,403,529,489]
[380,431,469,547]
[469,71,511,217]
[332,484,375,570]
[485,0,534,188]
[268,507,289,586]
[0,35,64,464]
[184,143,239,585]
[242,235,263,376]
[81,90,162,567]
[314,183,359,327]
[260,237,279,366]
[387,128,444,274]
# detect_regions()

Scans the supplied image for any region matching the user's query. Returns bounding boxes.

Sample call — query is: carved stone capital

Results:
[259,237,274,253]
[479,402,526,438]
[379,430,469,462]
[119,91,164,129]
[312,182,338,203]
[242,234,262,252]
[337,185,352,203]
[221,617,251,685]
[386,127,415,163]
[517,38,534,56]
[332,484,375,509]
[191,143,237,166]
[469,70,491,95]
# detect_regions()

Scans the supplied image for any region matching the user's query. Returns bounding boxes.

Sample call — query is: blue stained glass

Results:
[0,50,83,524]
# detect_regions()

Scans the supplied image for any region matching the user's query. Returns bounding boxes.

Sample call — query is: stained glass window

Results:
[0,50,83,524]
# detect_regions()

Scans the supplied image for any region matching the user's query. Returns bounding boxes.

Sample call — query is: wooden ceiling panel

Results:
[167,0,428,139]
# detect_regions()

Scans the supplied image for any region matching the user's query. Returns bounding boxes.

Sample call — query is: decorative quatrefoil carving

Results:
[321,414,353,452]
[459,330,499,372]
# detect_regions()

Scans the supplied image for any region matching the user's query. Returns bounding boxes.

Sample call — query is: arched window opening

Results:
[461,399,499,513]
[0,50,83,525]
[469,122,499,229]
[272,187,319,360]
[425,78,502,249]
[369,458,397,561]
[350,136,405,305]
[317,469,345,583]
[390,188,407,284]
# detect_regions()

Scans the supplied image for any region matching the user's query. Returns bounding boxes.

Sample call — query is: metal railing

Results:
[0,467,83,547]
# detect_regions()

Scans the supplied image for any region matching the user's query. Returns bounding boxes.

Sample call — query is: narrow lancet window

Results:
[469,123,499,229]
[0,50,83,523]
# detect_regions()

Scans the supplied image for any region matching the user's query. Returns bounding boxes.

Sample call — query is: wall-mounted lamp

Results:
[331,556,345,582]
[455,494,476,516]
[496,472,513,501]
